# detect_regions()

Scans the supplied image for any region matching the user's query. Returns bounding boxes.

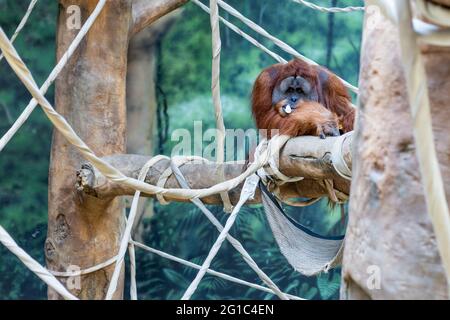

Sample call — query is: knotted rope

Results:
[0,0,358,300]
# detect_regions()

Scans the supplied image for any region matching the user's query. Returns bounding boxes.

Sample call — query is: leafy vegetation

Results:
[0,0,362,299]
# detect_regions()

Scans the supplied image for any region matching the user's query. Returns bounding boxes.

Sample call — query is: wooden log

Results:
[76,135,352,204]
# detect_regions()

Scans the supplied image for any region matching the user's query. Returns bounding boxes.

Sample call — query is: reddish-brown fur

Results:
[251,59,355,137]
[264,101,339,137]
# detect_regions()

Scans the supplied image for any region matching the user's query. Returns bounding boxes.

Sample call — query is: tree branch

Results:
[76,135,352,205]
[131,0,188,35]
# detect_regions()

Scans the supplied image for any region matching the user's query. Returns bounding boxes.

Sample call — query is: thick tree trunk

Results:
[48,0,132,300]
[341,7,450,299]
[47,0,186,300]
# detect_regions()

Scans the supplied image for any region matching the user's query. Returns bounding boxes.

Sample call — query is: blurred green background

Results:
[0,0,362,299]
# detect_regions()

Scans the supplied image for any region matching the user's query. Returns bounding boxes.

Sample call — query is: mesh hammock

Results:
[260,181,345,276]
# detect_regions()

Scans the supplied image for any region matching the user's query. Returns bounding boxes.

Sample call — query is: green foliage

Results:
[0,222,47,299]
[0,0,56,300]
[317,270,341,299]
[0,0,361,300]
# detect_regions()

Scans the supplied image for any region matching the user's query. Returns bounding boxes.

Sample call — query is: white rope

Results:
[0,27,324,297]
[413,0,450,47]
[0,28,291,203]
[194,0,359,101]
[48,209,128,278]
[0,225,78,300]
[155,155,212,205]
[292,0,364,13]
[47,140,297,299]
[0,0,354,300]
[42,157,170,298]
[105,156,166,300]
[215,0,359,94]
[415,0,450,28]
[0,0,107,153]
[0,29,295,298]
[131,240,304,300]
[1,1,353,200]
[47,146,294,299]
[192,0,286,63]
[49,255,117,277]
[169,157,289,300]
[0,0,38,62]
[414,19,450,47]
[155,157,175,205]
[209,0,233,213]
[51,139,297,299]
[178,138,286,300]
[2,32,290,203]
[0,1,107,299]
[181,173,261,300]
[128,242,138,300]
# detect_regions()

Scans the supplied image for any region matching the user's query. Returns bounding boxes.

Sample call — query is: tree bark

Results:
[126,11,179,239]
[131,0,188,35]
[48,0,132,300]
[341,6,450,299]
[76,135,353,203]
[48,0,186,300]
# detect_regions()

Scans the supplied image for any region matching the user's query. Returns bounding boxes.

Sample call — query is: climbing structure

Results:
[0,0,448,300]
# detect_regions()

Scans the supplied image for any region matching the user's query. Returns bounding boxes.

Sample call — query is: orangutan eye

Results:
[286,87,295,94]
